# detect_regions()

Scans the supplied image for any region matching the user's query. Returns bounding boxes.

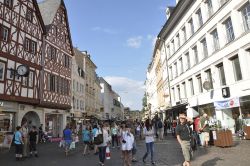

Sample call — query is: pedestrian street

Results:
[1,135,250,166]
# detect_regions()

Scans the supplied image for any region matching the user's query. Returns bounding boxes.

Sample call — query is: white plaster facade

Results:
[156,0,250,133]
[99,77,123,120]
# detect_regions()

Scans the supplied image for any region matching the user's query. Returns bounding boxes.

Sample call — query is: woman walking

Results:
[82,125,91,156]
[14,126,24,161]
[121,124,134,166]
[142,119,155,165]
[96,123,111,166]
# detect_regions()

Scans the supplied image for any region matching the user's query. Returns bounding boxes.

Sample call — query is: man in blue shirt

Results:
[63,124,72,156]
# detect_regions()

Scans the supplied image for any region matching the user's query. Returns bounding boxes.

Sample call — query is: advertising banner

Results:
[214,97,240,109]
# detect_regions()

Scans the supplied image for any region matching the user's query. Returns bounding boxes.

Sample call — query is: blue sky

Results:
[38,0,176,110]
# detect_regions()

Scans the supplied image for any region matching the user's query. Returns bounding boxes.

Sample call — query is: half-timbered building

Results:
[0,0,45,132]
[38,0,73,137]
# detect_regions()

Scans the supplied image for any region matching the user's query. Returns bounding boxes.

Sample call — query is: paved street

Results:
[1,135,250,166]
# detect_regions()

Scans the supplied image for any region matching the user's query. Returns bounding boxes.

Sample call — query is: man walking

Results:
[176,113,193,166]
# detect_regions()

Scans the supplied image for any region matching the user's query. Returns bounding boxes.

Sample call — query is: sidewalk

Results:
[0,135,249,166]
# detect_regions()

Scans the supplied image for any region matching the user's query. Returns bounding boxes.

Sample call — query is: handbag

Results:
[69,141,76,149]
[94,129,103,145]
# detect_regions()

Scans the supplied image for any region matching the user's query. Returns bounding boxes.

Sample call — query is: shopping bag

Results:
[74,136,79,143]
[59,140,65,148]
[106,146,111,159]
[69,141,76,149]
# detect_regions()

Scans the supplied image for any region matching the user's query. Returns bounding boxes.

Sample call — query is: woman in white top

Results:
[142,119,155,165]
[96,123,111,166]
[121,124,134,166]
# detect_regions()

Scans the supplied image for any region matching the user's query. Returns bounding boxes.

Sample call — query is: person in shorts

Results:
[82,125,91,156]
[14,126,24,161]
[63,124,72,156]
[176,113,193,166]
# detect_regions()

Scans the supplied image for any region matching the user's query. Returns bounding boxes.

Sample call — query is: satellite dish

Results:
[203,81,211,90]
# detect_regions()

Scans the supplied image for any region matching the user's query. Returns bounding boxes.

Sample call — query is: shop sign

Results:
[214,97,240,109]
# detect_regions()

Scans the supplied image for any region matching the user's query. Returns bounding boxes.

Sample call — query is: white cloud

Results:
[126,36,143,48]
[91,26,117,34]
[104,76,145,110]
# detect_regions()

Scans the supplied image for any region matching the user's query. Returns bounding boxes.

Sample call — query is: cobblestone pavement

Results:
[1,135,250,166]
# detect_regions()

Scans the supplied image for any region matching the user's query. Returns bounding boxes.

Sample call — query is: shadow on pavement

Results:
[201,157,223,166]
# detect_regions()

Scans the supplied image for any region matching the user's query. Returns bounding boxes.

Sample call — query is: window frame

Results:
[189,78,194,96]
[196,9,203,28]
[185,52,191,70]
[192,46,199,64]
[224,17,235,43]
[189,18,195,36]
[201,38,208,59]
[4,0,13,9]
[0,61,6,82]
[26,8,33,22]
[196,74,203,93]
[230,55,242,81]
[206,0,213,17]
[241,2,250,32]
[205,69,213,89]
[216,63,226,86]
[0,24,10,42]
[211,29,220,52]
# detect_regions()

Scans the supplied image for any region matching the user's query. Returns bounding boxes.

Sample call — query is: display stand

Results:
[213,130,233,147]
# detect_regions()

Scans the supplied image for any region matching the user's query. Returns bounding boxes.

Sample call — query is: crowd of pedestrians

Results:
[13,112,216,166]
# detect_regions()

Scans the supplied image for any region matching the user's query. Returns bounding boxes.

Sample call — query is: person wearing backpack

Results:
[96,123,111,166]
[158,119,164,141]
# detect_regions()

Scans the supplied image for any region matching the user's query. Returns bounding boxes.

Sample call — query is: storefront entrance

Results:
[21,111,40,129]
[45,114,63,138]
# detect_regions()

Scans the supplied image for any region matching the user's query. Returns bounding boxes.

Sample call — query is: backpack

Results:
[158,121,163,128]
[94,129,103,145]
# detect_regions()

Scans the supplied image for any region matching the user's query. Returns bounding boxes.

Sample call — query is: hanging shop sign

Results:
[214,97,240,109]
